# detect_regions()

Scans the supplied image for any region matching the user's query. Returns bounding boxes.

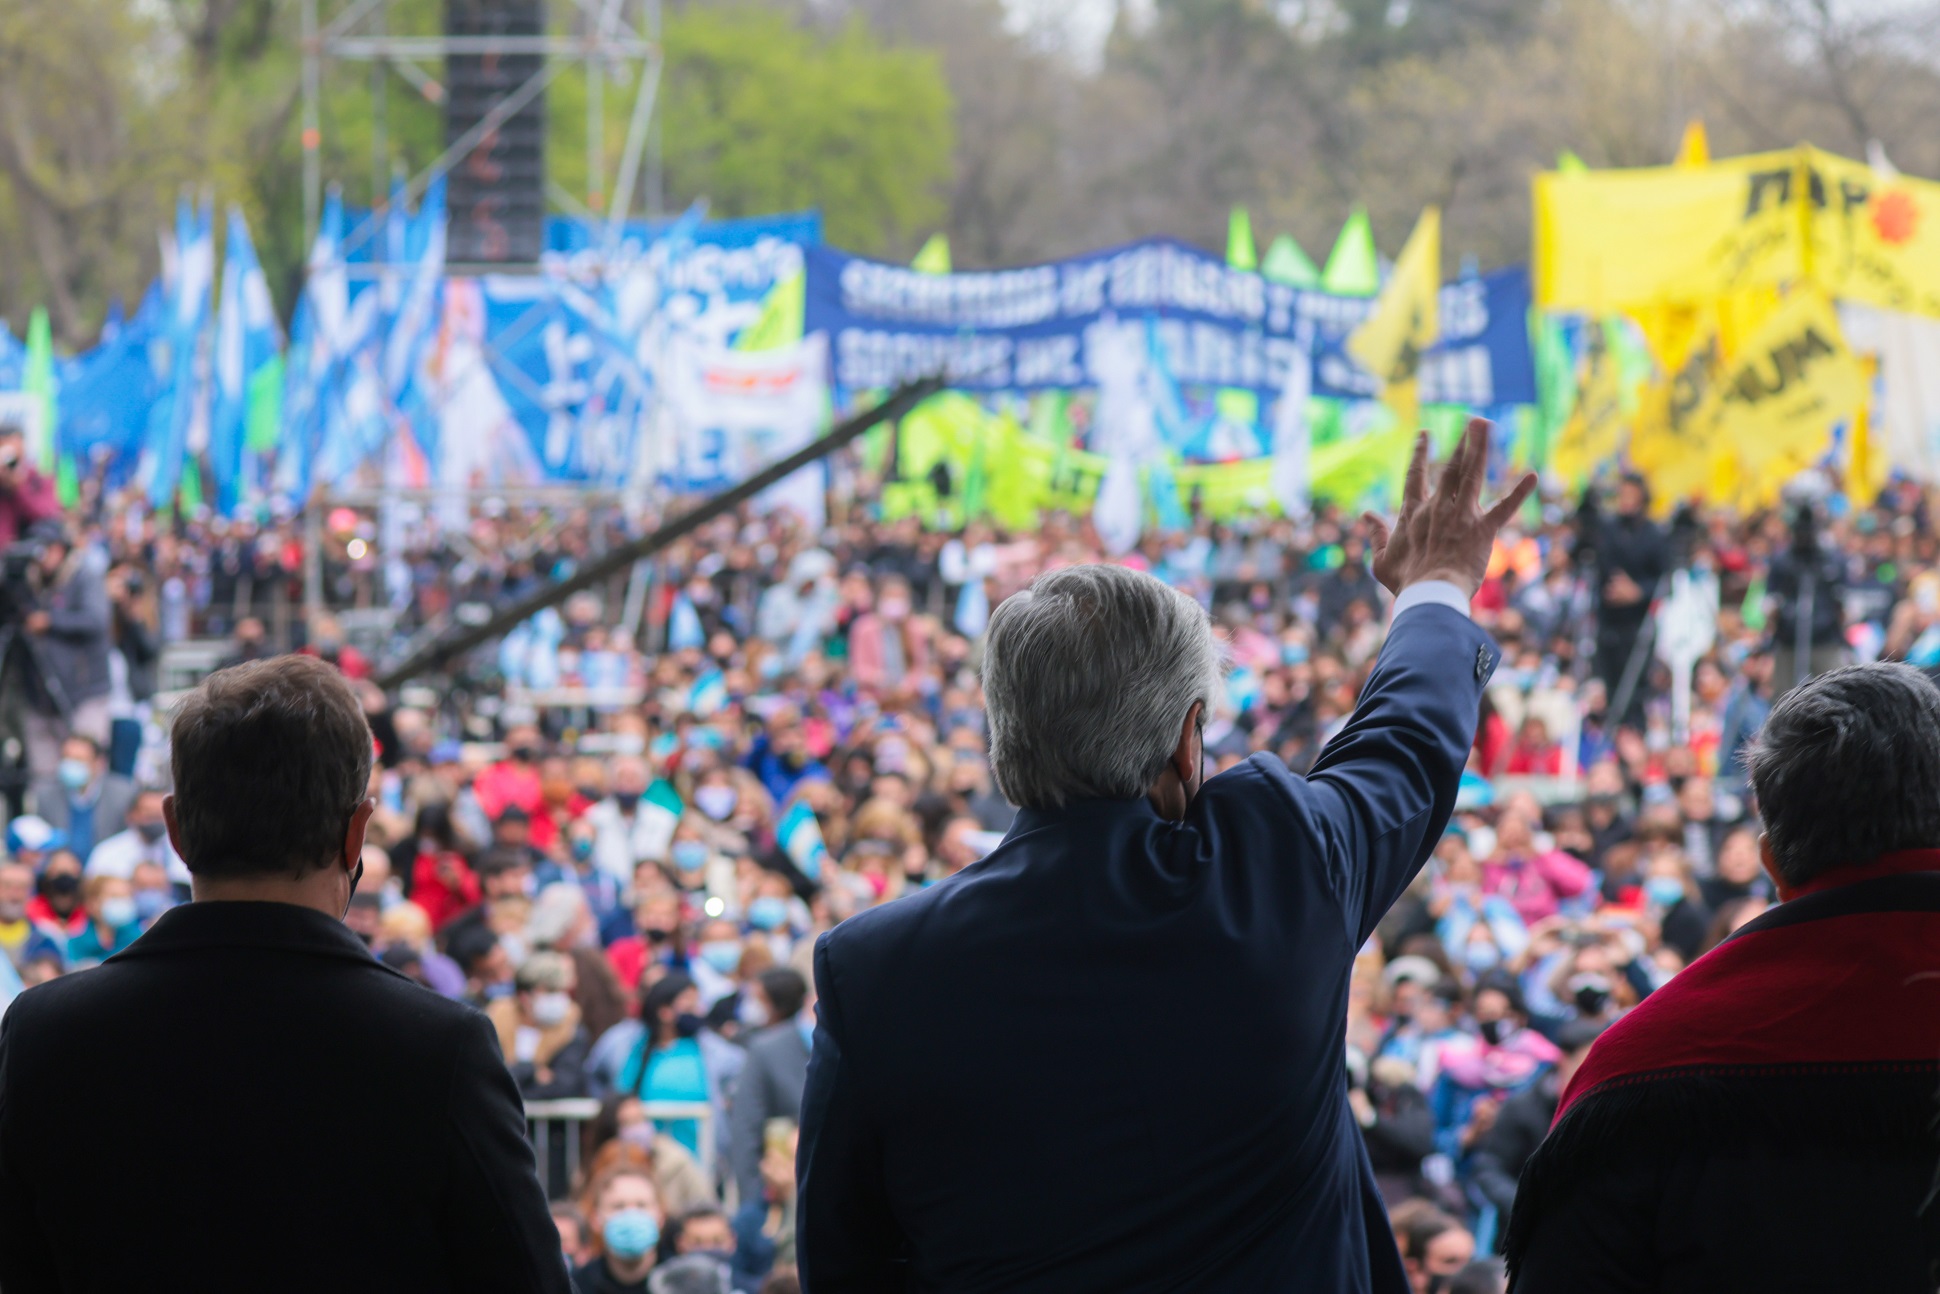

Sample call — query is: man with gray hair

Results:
[798,420,1535,1293]
[1507,661,1940,1293]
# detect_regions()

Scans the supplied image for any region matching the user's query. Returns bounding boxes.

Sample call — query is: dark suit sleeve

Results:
[796,934,905,1293]
[0,1000,61,1293]
[439,1010,573,1294]
[1303,603,1494,943]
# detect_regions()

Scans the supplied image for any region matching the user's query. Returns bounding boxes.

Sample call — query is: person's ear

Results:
[1174,701,1203,785]
[344,799,376,872]
[162,795,186,865]
[1758,832,1795,902]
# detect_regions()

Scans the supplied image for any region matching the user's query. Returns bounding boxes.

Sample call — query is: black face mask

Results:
[1479,1018,1506,1046]
[341,859,364,921]
[673,1011,704,1039]
[40,872,79,899]
[643,926,673,944]
[1575,984,1611,1016]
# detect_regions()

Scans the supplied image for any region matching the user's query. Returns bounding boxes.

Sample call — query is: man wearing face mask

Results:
[82,786,191,890]
[490,950,591,1100]
[0,654,569,1293]
[31,734,134,860]
[728,968,812,1210]
[587,756,680,886]
[799,422,1536,1293]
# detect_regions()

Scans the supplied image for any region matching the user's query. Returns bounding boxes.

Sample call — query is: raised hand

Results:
[1363,417,1538,600]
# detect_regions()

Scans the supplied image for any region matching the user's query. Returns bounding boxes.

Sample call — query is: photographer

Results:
[1765,502,1845,690]
[0,425,60,547]
[1573,475,1670,725]
[22,520,113,775]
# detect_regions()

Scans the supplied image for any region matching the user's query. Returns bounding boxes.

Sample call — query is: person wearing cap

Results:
[797,424,1537,1293]
[0,654,569,1292]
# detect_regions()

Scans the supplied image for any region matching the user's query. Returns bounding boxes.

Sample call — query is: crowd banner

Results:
[1805,148,1940,317]
[1348,204,1440,433]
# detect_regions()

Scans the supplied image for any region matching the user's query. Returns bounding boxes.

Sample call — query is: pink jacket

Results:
[1480,849,1594,925]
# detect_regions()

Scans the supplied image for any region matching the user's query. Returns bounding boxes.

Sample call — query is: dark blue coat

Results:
[797,603,1495,1293]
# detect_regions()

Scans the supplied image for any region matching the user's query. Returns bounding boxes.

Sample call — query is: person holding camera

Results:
[0,426,60,549]
[19,520,113,777]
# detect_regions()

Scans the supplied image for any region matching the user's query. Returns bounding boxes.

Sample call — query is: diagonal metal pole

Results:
[376,376,946,688]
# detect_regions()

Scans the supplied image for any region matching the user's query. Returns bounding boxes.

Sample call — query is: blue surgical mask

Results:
[747,895,788,931]
[57,759,92,792]
[1463,942,1499,973]
[100,896,139,929]
[698,939,743,974]
[672,841,708,872]
[694,785,738,821]
[1645,876,1686,908]
[134,888,174,922]
[570,837,594,861]
[602,1208,660,1260]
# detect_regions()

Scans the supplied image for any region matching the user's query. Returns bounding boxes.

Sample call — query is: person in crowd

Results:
[488,949,591,1100]
[1390,1201,1478,1294]
[530,881,630,1043]
[1478,805,1593,926]
[449,919,516,1006]
[554,1202,593,1268]
[31,734,133,859]
[587,756,673,885]
[798,425,1537,1291]
[405,800,480,929]
[608,972,721,1162]
[1696,825,1773,911]
[574,1164,666,1294]
[0,654,568,1291]
[0,425,61,548]
[377,900,467,997]
[84,786,189,887]
[1468,1017,1605,1230]
[25,518,114,768]
[1351,1048,1436,1206]
[1578,474,1669,723]
[1508,663,1940,1290]
[23,844,86,940]
[0,861,61,971]
[61,872,142,967]
[727,968,811,1208]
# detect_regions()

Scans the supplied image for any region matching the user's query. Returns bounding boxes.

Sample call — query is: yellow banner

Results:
[1806,148,1940,317]
[1711,287,1866,506]
[1549,321,1629,487]
[1349,205,1440,437]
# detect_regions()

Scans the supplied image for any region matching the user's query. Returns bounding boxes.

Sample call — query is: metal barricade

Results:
[524,1098,715,1201]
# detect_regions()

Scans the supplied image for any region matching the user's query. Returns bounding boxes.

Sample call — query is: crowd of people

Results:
[0,405,1919,1292]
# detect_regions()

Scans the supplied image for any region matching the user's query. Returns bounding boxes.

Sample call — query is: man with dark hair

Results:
[1507,662,1940,1291]
[0,654,569,1292]
[1470,1018,1604,1226]
[1577,474,1669,723]
[730,966,812,1208]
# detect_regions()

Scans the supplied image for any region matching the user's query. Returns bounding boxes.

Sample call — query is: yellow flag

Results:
[1348,206,1439,435]
[1534,148,1807,312]
[1846,356,1886,504]
[1550,321,1629,487]
[1712,287,1866,503]
[1630,303,1730,510]
[1674,120,1710,168]
[1805,148,1940,316]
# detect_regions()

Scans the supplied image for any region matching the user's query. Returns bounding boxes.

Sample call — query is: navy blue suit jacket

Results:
[797,603,1496,1293]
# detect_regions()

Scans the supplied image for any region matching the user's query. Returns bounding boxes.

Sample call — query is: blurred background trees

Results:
[4,0,1940,343]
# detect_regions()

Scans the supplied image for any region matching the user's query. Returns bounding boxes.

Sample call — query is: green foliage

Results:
[658,5,953,256]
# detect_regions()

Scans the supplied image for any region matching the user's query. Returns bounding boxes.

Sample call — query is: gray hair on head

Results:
[982,563,1225,809]
[1745,660,1940,887]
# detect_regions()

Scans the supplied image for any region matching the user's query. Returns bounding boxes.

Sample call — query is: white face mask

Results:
[529,991,572,1028]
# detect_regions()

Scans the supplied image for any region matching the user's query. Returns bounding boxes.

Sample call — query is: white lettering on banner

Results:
[1439,278,1489,339]
[1059,261,1110,316]
[1014,335,1085,386]
[834,329,1013,388]
[662,238,803,297]
[1419,346,1495,405]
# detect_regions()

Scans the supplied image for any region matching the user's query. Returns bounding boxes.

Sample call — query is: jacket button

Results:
[1475,646,1490,682]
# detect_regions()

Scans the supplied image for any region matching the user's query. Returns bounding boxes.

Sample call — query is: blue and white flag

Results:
[211,206,281,513]
[144,197,214,507]
[775,798,829,882]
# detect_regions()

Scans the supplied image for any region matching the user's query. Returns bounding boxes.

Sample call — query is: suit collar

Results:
[1007,795,1162,841]
[106,899,382,969]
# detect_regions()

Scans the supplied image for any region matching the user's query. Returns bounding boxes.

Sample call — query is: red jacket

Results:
[410,852,481,931]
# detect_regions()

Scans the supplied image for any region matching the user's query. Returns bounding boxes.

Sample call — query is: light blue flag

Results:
[775,798,829,883]
[276,190,347,504]
[211,206,282,514]
[688,665,728,717]
[145,197,214,508]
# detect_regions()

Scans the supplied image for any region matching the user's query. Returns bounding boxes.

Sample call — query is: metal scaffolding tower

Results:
[298,0,663,268]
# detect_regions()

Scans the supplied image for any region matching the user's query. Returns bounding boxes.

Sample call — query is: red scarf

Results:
[1557,851,1940,1123]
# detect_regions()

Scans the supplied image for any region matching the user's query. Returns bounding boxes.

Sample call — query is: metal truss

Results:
[299,0,663,267]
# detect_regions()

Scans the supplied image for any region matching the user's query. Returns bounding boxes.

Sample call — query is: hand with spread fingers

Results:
[1363,416,1538,600]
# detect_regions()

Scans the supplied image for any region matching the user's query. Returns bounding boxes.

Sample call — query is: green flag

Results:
[23,306,55,473]
[1226,208,1257,271]
[735,269,806,352]
[178,458,204,515]
[244,353,284,452]
[1261,234,1320,287]
[1321,206,1381,296]
[54,454,78,509]
[912,233,952,275]
[1557,149,1588,174]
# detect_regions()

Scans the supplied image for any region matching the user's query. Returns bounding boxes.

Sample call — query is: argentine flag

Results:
[211,206,283,514]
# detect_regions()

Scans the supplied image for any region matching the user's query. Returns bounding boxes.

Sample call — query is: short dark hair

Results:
[169,655,372,878]
[758,968,808,1020]
[1745,662,1940,887]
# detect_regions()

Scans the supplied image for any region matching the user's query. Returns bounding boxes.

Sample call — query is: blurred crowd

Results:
[0,406,1926,1291]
